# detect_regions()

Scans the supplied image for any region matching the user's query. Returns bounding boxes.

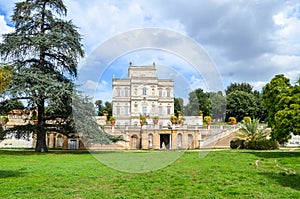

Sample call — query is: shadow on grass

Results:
[260,172,300,191]
[0,149,91,155]
[0,170,26,178]
[245,151,300,159]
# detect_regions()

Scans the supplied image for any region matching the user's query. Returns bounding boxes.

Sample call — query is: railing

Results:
[102,124,239,134]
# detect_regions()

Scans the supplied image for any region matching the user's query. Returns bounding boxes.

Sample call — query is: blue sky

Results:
[1,0,300,104]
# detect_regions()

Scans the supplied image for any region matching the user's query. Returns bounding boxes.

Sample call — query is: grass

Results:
[0,149,299,198]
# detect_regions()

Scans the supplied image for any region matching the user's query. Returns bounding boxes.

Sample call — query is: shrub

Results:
[246,139,279,150]
[230,139,246,149]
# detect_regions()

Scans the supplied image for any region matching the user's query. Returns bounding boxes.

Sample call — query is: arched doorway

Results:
[188,134,193,149]
[148,133,153,149]
[177,133,182,149]
[131,134,139,149]
[56,134,63,148]
[160,134,171,149]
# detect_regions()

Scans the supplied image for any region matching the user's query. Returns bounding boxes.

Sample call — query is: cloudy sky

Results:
[1,0,300,103]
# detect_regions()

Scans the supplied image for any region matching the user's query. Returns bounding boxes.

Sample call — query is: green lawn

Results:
[0,149,299,199]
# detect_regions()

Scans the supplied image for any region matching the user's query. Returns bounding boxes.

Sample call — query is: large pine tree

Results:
[0,0,86,152]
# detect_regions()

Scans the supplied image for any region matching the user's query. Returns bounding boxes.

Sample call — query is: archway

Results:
[131,134,139,149]
[177,133,183,149]
[188,134,193,148]
[160,134,171,149]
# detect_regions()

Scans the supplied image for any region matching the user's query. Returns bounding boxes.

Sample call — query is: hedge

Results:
[230,139,279,150]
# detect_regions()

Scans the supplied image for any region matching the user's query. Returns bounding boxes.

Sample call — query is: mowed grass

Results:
[0,149,299,199]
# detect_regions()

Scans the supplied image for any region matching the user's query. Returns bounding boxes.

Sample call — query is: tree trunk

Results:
[35,129,48,152]
[35,98,48,152]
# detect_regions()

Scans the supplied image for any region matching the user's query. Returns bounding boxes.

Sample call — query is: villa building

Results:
[112,62,174,126]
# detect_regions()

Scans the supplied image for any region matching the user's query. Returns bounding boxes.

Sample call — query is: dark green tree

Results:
[225,82,253,95]
[226,91,258,122]
[253,90,267,121]
[95,100,103,116]
[95,100,112,117]
[104,101,112,117]
[185,88,211,116]
[0,99,24,115]
[262,74,291,128]
[174,97,184,115]
[0,0,84,152]
[263,75,300,143]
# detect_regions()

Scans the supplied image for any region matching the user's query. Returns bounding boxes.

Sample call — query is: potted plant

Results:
[1,114,9,125]
[140,115,147,126]
[152,116,159,125]
[31,110,38,125]
[178,116,185,125]
[204,116,212,125]
[169,115,177,124]
[229,117,237,125]
[109,116,116,126]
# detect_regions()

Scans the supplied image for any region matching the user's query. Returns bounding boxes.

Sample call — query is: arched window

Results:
[177,133,182,149]
[188,134,193,148]
[148,133,153,149]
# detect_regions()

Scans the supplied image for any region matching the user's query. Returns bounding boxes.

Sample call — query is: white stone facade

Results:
[112,63,174,125]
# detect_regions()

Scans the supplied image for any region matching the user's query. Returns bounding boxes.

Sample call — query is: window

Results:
[167,107,171,115]
[116,89,121,97]
[125,89,129,97]
[143,87,147,95]
[125,107,130,115]
[142,107,147,116]
[159,90,163,97]
[166,90,170,97]
[117,107,120,115]
[159,107,163,115]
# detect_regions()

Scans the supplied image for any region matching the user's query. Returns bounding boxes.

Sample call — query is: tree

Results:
[225,82,253,95]
[174,97,184,115]
[95,100,112,117]
[262,74,291,128]
[253,90,267,121]
[226,91,258,122]
[210,92,226,121]
[0,99,24,115]
[0,65,12,91]
[262,74,300,143]
[95,100,103,116]
[0,0,84,152]
[185,88,211,116]
[104,101,112,117]
[271,78,300,143]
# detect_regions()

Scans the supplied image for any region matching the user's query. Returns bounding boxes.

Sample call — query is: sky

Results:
[1,0,300,104]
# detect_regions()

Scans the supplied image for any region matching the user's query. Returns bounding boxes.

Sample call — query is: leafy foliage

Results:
[210,92,226,121]
[262,74,291,128]
[174,97,184,115]
[0,0,85,152]
[226,91,258,122]
[262,74,299,143]
[0,65,12,91]
[185,88,211,116]
[246,139,279,150]
[225,82,253,95]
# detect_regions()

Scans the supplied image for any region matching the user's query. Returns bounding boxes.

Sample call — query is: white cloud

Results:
[0,15,14,42]
[2,0,300,101]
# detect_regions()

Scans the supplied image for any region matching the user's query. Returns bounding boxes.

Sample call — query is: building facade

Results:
[112,63,174,126]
